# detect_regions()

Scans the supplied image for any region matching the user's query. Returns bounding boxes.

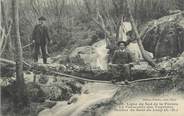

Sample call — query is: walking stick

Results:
[22,42,34,49]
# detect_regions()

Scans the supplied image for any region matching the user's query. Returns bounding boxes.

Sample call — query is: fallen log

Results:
[0,58,15,65]
[117,76,173,86]
[0,58,32,71]
[0,58,176,86]
[0,58,113,84]
[49,71,112,84]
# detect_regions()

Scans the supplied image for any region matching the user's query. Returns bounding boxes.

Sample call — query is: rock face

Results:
[123,41,153,62]
[142,12,184,58]
[26,77,83,102]
[69,40,108,70]
[157,53,184,74]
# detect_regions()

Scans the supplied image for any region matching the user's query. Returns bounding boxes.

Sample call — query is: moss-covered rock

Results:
[26,83,46,103]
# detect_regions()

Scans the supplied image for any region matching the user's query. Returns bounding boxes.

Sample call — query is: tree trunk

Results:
[11,0,27,108]
[0,0,1,28]
[126,0,156,67]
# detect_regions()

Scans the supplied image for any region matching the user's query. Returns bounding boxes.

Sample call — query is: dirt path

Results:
[38,83,118,116]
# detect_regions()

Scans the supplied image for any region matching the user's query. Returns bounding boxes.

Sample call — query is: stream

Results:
[36,45,119,116]
[38,82,118,116]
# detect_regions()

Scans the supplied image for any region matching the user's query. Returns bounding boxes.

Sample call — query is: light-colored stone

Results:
[69,40,108,70]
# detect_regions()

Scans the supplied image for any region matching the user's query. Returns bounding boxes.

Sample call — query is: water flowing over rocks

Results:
[69,40,109,70]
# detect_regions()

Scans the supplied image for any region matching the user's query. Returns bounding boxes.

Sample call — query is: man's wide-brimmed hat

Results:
[38,16,46,21]
[117,41,129,47]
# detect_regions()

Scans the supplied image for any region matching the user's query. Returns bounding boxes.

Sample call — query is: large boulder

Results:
[39,77,83,101]
[69,40,108,70]
[123,41,153,62]
[142,12,184,58]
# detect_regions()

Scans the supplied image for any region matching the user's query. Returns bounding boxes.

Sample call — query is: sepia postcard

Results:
[0,0,184,116]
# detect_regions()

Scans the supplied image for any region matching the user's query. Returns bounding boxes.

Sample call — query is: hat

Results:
[38,16,46,21]
[117,41,128,47]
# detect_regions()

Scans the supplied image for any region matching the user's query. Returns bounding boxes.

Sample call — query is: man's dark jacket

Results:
[32,24,50,45]
[111,49,133,64]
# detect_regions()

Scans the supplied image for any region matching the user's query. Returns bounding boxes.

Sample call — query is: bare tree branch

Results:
[126,0,156,67]
[0,20,12,56]
[31,0,40,16]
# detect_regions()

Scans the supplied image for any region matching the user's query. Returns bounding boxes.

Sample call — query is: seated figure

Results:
[109,41,134,82]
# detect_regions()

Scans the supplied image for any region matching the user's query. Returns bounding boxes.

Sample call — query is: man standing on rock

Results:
[109,41,134,83]
[32,16,51,64]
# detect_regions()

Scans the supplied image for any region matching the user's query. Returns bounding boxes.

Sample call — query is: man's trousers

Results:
[110,64,132,82]
[33,43,47,64]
